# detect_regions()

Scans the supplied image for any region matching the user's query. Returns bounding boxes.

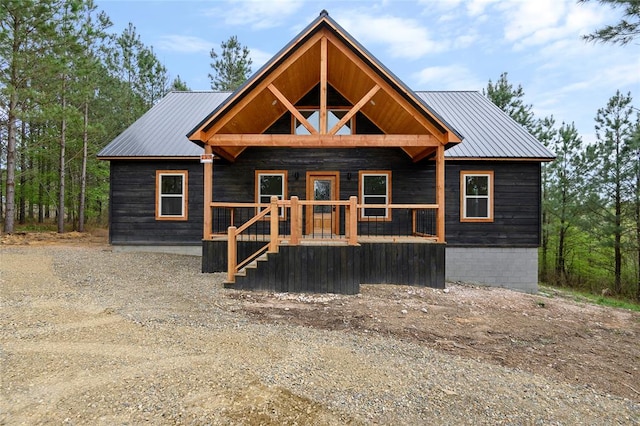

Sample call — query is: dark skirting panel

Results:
[202,240,445,293]
[360,243,445,288]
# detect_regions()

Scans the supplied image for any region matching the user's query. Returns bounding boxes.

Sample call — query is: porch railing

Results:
[209,196,441,282]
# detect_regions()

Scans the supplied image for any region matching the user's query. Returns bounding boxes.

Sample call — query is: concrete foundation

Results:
[445,247,538,293]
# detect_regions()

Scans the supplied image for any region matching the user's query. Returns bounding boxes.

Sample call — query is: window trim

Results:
[359,170,392,221]
[255,170,288,219]
[460,170,494,223]
[155,170,188,221]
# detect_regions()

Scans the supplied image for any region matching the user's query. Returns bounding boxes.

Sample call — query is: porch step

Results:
[224,253,269,288]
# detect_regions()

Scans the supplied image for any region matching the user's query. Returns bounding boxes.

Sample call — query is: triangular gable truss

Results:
[188,13,461,163]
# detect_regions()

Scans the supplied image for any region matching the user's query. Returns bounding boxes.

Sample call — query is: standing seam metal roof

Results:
[98,90,555,160]
[97,91,230,158]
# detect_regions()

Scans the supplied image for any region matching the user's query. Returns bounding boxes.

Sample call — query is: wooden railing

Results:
[211,196,441,282]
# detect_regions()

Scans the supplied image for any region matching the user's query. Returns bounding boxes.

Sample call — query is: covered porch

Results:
[201,195,446,294]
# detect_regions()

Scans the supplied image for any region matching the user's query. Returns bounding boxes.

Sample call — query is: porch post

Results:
[436,144,445,243]
[269,196,279,253]
[290,196,300,245]
[348,196,358,245]
[203,145,213,240]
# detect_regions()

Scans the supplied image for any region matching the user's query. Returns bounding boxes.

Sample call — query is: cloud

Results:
[248,47,273,70]
[495,0,609,50]
[412,65,485,90]
[156,35,211,53]
[206,0,304,30]
[338,13,445,59]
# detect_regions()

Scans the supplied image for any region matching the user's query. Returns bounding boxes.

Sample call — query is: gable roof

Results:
[186,11,462,163]
[97,90,554,160]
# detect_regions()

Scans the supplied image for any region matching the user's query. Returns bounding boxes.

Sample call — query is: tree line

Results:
[485,73,639,300]
[0,0,190,234]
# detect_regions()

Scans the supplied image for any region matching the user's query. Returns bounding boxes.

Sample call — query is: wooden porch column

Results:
[348,196,358,245]
[227,226,237,282]
[290,196,300,245]
[203,145,213,240]
[436,144,445,243]
[269,196,279,253]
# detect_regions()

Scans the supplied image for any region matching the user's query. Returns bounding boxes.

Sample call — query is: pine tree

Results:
[483,72,535,132]
[580,0,640,45]
[586,90,636,294]
[208,35,252,91]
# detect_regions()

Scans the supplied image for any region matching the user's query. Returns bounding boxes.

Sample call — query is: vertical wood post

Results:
[412,209,417,236]
[269,196,279,253]
[227,226,237,282]
[320,36,328,134]
[436,144,445,243]
[203,145,213,240]
[290,196,300,245]
[348,196,358,245]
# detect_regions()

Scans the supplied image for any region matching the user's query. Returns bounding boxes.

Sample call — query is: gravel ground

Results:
[1,244,639,425]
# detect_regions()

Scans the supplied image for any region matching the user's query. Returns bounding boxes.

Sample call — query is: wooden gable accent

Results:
[188,14,461,162]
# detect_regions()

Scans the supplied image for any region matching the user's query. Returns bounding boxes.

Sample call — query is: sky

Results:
[96,0,640,145]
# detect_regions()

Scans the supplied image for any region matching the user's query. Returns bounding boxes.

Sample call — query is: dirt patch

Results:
[0,229,108,246]
[231,279,640,402]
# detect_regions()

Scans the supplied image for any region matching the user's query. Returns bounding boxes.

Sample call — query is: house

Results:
[97,11,554,294]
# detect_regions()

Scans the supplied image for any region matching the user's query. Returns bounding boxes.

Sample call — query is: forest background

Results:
[1,0,639,301]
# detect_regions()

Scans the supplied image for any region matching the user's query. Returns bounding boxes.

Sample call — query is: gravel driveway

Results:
[1,245,638,424]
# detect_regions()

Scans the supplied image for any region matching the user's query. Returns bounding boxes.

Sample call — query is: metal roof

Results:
[416,91,555,159]
[98,90,554,160]
[97,91,230,158]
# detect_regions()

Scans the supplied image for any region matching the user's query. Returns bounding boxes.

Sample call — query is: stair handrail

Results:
[227,196,281,283]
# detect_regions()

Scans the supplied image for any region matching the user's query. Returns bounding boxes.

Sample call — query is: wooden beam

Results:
[320,36,328,134]
[435,144,445,243]
[268,83,318,135]
[193,32,324,142]
[329,84,380,135]
[203,145,213,240]
[411,146,437,163]
[208,134,440,147]
[324,32,454,144]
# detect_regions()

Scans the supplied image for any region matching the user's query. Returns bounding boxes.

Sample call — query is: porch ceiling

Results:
[188,17,461,163]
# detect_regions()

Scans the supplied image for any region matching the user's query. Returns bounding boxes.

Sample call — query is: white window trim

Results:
[359,171,391,220]
[460,171,494,222]
[156,170,188,221]
[256,170,287,219]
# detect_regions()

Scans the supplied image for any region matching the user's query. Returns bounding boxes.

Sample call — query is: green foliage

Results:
[540,285,640,312]
[580,0,640,45]
[208,35,252,91]
[483,72,535,132]
[170,75,190,91]
[0,0,169,232]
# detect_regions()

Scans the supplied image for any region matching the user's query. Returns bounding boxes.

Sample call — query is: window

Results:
[460,171,493,222]
[156,170,188,221]
[294,109,353,135]
[255,170,287,218]
[359,171,391,220]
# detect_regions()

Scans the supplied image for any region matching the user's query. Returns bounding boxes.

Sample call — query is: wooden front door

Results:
[306,172,339,236]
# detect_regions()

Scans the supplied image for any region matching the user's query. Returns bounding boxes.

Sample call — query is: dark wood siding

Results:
[109,160,203,245]
[445,161,541,247]
[213,147,435,204]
